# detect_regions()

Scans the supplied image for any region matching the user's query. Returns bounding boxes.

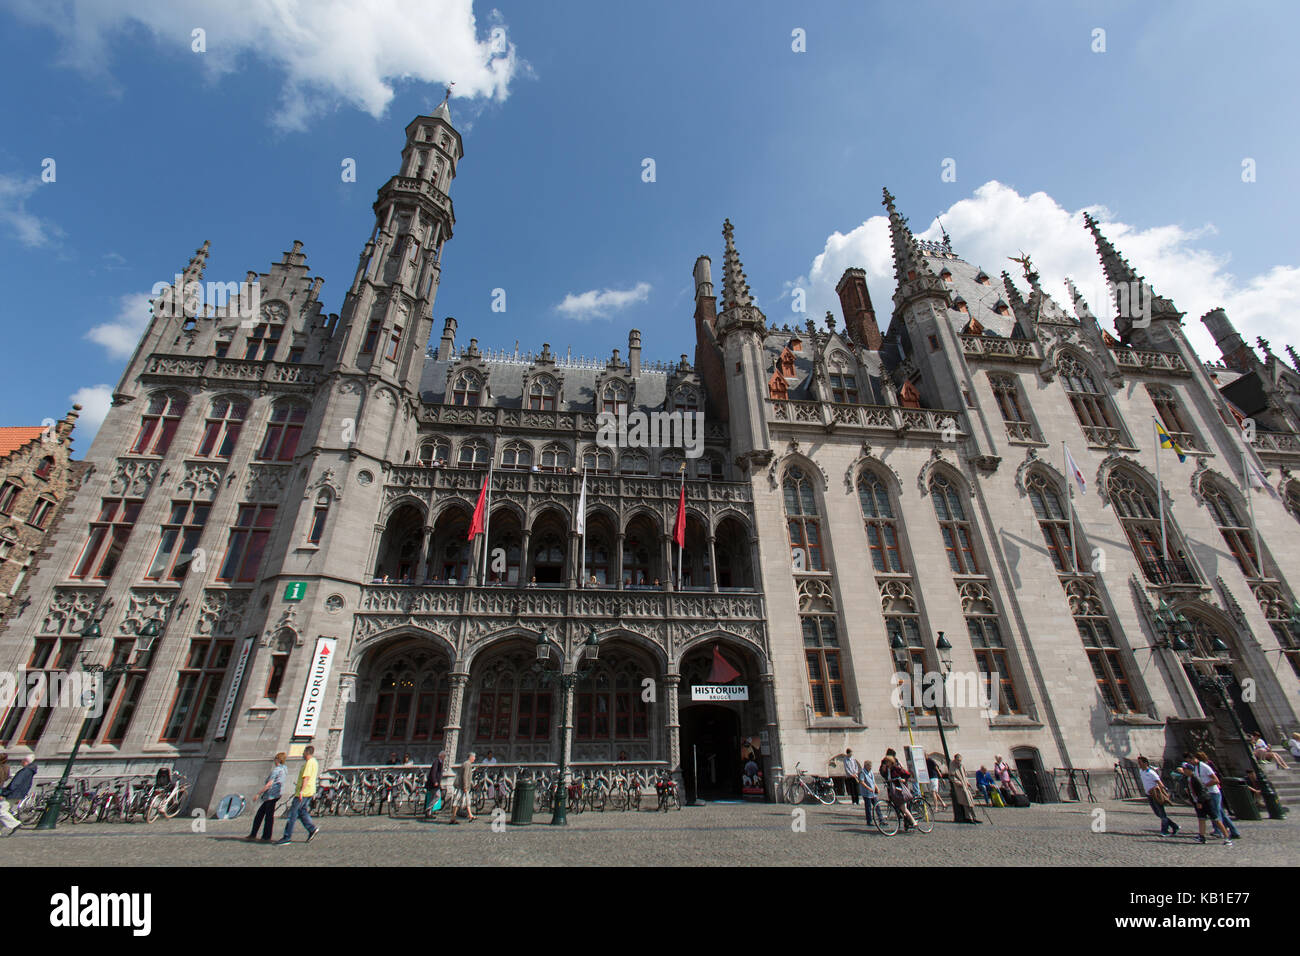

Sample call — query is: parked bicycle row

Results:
[0,756,189,834]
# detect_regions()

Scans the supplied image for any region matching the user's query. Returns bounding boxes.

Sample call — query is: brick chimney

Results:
[835,268,881,350]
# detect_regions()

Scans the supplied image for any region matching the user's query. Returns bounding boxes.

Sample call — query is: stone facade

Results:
[3,103,1299,811]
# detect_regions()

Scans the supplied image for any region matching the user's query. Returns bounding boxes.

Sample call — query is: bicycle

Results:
[607,770,631,811]
[654,769,681,811]
[873,783,933,836]
[783,763,837,805]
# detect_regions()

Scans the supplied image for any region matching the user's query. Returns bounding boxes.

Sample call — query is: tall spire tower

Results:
[714,220,771,466]
[1082,212,1182,346]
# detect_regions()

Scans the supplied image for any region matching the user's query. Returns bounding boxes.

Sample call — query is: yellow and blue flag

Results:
[1154,419,1186,463]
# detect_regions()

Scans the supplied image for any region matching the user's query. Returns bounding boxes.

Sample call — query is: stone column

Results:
[664,673,681,773]
[562,674,576,784]
[415,526,432,582]
[518,527,532,588]
[761,672,783,802]
[441,671,470,790]
[708,534,719,592]
[615,533,625,590]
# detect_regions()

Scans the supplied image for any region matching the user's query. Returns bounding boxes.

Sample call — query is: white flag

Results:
[1064,444,1087,495]
[576,470,587,536]
[1243,449,1277,497]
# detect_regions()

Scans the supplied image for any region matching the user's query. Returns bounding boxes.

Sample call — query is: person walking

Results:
[1136,756,1179,837]
[949,754,980,824]
[841,749,861,805]
[275,746,321,845]
[925,754,948,811]
[1180,762,1232,846]
[247,752,287,842]
[0,754,37,835]
[1190,752,1240,840]
[858,759,879,825]
[425,751,444,819]
[448,751,476,824]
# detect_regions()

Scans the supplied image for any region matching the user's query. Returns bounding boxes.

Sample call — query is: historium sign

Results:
[691,684,749,701]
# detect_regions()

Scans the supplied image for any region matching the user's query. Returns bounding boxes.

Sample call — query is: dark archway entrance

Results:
[680,705,741,802]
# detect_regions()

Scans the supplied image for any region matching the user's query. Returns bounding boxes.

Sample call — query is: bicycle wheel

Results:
[784,777,806,805]
[670,789,681,810]
[145,796,163,823]
[816,783,837,805]
[590,787,607,812]
[629,785,641,810]
[608,787,628,811]
[911,799,933,833]
[874,801,900,836]
[162,786,188,819]
[471,789,486,814]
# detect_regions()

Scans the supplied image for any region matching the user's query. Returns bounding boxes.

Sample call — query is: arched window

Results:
[1059,355,1118,444]
[1203,481,1260,578]
[196,397,247,458]
[799,580,847,716]
[130,392,189,456]
[257,401,307,461]
[1107,470,1194,584]
[1066,580,1138,714]
[0,528,16,563]
[672,387,699,414]
[659,454,683,478]
[0,481,20,516]
[26,496,54,530]
[417,438,450,466]
[582,447,612,475]
[601,380,629,415]
[989,374,1035,441]
[783,466,823,571]
[528,376,557,411]
[1027,473,1080,572]
[476,660,553,742]
[500,442,533,470]
[960,583,1020,714]
[620,451,648,476]
[308,491,330,545]
[33,456,54,480]
[930,473,978,574]
[857,471,902,572]
[451,372,482,406]
[576,662,650,740]
[880,580,932,714]
[1147,385,1197,449]
[458,440,489,468]
[539,443,570,473]
[371,654,451,743]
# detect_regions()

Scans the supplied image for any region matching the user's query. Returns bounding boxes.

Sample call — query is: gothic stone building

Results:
[4,100,1299,810]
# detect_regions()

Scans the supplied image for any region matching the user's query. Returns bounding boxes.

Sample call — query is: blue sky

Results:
[2,0,1298,448]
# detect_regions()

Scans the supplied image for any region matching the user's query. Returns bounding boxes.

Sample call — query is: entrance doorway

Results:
[680,705,741,802]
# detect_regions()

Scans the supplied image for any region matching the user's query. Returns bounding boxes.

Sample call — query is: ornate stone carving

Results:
[262,604,303,647]
[178,461,223,499]
[245,464,290,501]
[197,590,249,637]
[41,589,101,636]
[108,458,159,498]
[304,467,343,502]
[118,589,177,635]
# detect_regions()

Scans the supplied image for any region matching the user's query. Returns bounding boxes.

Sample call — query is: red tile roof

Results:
[0,427,49,459]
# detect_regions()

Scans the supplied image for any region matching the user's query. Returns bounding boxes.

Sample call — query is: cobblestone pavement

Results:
[4,798,1294,867]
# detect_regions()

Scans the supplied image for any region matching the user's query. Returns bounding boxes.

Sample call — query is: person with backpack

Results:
[247,752,287,842]
[1137,756,1179,837]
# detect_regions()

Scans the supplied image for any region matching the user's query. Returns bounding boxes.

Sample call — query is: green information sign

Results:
[283,582,308,601]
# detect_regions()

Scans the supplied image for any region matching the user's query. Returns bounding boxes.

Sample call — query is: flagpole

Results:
[676,467,685,590]
[481,442,494,585]
[1243,446,1262,577]
[1154,419,1167,575]
[1063,441,1078,573]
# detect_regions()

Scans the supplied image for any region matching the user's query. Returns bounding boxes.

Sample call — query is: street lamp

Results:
[934,632,953,770]
[1171,628,1286,820]
[35,616,162,830]
[534,627,601,825]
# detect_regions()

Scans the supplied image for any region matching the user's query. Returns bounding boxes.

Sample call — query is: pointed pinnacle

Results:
[721,218,754,309]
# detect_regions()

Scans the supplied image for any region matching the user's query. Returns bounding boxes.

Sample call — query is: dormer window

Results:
[975,272,991,286]
[940,270,953,284]
[528,376,558,411]
[34,456,54,480]
[601,380,629,415]
[779,348,796,378]
[768,370,789,401]
[451,372,482,407]
[953,297,968,314]
[993,300,1010,317]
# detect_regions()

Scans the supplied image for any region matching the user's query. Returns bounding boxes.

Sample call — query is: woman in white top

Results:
[1251,733,1290,770]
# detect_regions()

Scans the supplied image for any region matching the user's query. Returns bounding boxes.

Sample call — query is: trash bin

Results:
[510,779,535,826]
[1220,777,1261,821]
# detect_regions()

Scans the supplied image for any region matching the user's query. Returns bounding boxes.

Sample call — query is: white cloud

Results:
[555,282,652,321]
[69,385,114,448]
[8,0,524,131]
[85,292,154,360]
[0,173,62,247]
[787,181,1300,362]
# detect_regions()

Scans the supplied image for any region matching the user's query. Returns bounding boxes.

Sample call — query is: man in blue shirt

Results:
[0,754,38,835]
[974,765,994,804]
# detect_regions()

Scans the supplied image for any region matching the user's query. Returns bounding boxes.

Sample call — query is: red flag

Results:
[467,471,489,540]
[708,645,741,684]
[672,478,686,548]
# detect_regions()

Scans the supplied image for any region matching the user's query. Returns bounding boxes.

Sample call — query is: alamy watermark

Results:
[150,275,261,323]
[889,667,1001,717]
[0,671,104,717]
[595,408,705,458]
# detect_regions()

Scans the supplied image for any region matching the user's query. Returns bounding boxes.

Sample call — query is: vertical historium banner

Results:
[213,636,255,740]
[293,637,337,738]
